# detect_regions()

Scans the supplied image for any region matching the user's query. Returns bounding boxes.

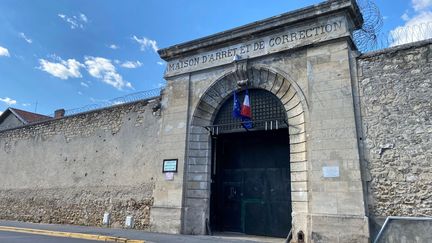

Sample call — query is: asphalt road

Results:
[0,220,285,243]
[0,230,98,243]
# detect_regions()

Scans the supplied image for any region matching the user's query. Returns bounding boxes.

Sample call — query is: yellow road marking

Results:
[0,225,144,243]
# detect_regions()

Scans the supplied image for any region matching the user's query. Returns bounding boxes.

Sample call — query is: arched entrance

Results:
[183,66,308,238]
[210,89,291,237]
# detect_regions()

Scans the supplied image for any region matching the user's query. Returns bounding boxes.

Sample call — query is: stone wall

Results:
[357,40,432,234]
[0,99,162,229]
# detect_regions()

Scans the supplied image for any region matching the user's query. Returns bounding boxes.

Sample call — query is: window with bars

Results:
[212,88,287,133]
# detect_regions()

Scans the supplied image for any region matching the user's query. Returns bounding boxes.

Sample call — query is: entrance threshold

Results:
[212,232,287,243]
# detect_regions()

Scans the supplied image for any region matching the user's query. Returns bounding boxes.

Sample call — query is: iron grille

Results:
[213,88,287,133]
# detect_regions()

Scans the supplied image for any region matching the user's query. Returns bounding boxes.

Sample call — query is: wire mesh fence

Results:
[61,87,162,117]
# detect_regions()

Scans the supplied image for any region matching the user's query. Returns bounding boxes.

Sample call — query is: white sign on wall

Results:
[322,166,340,178]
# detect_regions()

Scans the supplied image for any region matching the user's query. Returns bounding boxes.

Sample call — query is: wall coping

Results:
[359,38,432,59]
[0,96,161,135]
[158,0,362,60]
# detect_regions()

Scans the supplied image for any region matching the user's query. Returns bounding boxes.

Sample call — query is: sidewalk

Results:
[0,220,285,243]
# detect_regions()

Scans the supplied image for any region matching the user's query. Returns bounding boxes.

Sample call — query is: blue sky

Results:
[0,0,431,115]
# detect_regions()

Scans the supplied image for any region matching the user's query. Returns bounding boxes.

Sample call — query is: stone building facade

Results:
[0,0,431,242]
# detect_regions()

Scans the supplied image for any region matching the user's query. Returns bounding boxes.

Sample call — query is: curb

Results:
[0,225,144,243]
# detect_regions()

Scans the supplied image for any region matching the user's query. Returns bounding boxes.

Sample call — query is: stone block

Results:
[309,149,360,161]
[182,206,206,235]
[289,124,306,135]
[290,151,307,162]
[309,105,355,121]
[150,207,182,234]
[311,192,338,214]
[289,132,306,144]
[310,214,369,243]
[291,161,307,172]
[309,138,358,151]
[291,181,308,192]
[187,173,207,182]
[336,192,365,215]
[186,189,209,199]
[188,157,209,165]
[292,171,307,182]
[291,191,308,202]
[188,164,209,173]
[287,113,305,126]
[292,201,308,213]
[290,142,307,153]
[188,149,209,158]
[185,198,208,209]
[188,141,210,150]
[324,181,348,192]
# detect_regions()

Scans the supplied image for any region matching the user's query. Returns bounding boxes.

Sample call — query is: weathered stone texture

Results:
[358,41,432,219]
[0,99,162,229]
[0,185,154,229]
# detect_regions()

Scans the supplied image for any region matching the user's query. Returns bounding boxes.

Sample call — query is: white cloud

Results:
[79,13,88,23]
[157,61,165,65]
[0,111,2,116]
[78,91,83,95]
[412,0,432,11]
[109,44,119,50]
[0,46,10,57]
[390,0,432,46]
[121,60,142,69]
[19,32,32,44]
[58,13,88,29]
[390,12,432,46]
[84,56,132,90]
[80,82,89,87]
[22,103,31,107]
[132,35,158,52]
[401,13,410,21]
[38,57,84,80]
[0,97,17,106]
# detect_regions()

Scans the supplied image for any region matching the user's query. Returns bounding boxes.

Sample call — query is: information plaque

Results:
[163,159,178,173]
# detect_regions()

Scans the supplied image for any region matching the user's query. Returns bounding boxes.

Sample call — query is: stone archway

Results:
[183,65,309,237]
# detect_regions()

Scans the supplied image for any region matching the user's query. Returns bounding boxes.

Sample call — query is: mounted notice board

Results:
[163,159,178,173]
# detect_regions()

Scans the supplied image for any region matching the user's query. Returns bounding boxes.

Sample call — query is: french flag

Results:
[240,89,252,129]
[240,89,251,119]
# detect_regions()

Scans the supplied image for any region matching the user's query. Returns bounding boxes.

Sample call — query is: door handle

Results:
[228,186,237,199]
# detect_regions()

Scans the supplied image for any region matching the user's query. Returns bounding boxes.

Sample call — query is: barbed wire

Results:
[59,87,163,117]
[353,0,383,52]
[354,0,432,52]
[354,21,432,52]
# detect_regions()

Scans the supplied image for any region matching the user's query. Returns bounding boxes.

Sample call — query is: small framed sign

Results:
[163,159,178,173]
[322,166,340,178]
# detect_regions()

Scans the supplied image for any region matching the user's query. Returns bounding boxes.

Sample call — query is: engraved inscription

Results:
[165,18,346,76]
